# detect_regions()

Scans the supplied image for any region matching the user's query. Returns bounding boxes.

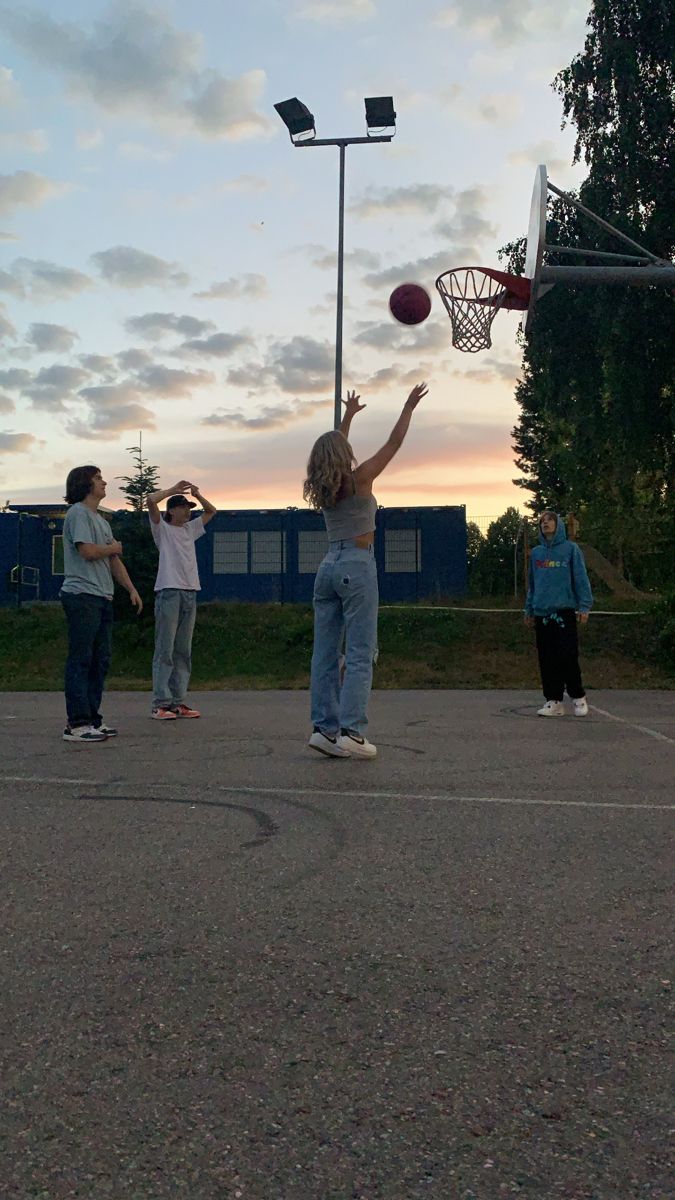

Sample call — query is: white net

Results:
[435,268,512,353]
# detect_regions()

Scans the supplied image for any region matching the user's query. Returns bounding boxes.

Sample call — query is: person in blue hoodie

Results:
[524,511,593,717]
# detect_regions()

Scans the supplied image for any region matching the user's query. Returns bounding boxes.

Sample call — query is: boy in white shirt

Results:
[147,480,216,720]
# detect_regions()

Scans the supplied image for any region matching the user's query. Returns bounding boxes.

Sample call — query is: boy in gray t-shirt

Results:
[60,465,142,742]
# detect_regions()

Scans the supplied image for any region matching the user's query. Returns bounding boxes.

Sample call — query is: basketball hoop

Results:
[435,267,531,353]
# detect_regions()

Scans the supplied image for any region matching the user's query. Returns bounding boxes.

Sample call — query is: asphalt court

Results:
[1,689,673,1198]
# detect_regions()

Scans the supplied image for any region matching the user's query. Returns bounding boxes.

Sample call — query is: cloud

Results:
[350,183,453,219]
[135,365,215,397]
[0,368,32,390]
[185,69,271,140]
[67,384,156,439]
[0,431,36,453]
[124,311,216,341]
[3,257,93,301]
[203,395,331,431]
[453,356,521,384]
[0,231,19,242]
[26,322,78,353]
[0,129,49,154]
[91,245,189,288]
[193,274,268,301]
[353,319,450,354]
[307,246,381,272]
[76,128,103,150]
[117,141,172,162]
[363,251,454,290]
[292,0,375,23]
[80,353,117,376]
[507,140,569,176]
[227,336,335,396]
[0,394,14,413]
[0,2,273,141]
[116,348,153,370]
[432,0,573,44]
[0,65,19,105]
[22,364,92,410]
[0,305,16,342]
[474,92,523,124]
[0,170,70,217]
[432,185,497,246]
[179,332,252,358]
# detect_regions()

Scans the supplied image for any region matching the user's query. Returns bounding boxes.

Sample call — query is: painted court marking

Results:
[0,777,672,812]
[590,704,675,745]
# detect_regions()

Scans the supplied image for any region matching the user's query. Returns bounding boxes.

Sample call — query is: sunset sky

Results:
[0,0,590,519]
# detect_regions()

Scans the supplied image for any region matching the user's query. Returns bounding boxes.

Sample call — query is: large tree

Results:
[503,0,675,588]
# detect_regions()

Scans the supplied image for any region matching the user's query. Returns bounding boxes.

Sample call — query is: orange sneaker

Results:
[172,703,201,719]
[151,707,177,721]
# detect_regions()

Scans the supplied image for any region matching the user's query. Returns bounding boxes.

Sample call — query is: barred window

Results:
[213,531,248,574]
[52,534,64,575]
[384,528,421,573]
[251,530,286,574]
[298,530,328,574]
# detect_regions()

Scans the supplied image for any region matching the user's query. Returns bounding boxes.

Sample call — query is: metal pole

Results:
[334,142,346,430]
[16,513,23,609]
[540,264,675,286]
[547,181,662,262]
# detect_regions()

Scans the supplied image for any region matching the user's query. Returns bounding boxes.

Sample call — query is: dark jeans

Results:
[535,609,585,702]
[61,592,113,728]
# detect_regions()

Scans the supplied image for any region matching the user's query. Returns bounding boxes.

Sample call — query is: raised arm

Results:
[189,484,217,527]
[147,480,192,524]
[340,389,366,439]
[353,383,428,490]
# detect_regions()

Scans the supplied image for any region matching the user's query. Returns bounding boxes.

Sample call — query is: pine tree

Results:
[117,437,161,513]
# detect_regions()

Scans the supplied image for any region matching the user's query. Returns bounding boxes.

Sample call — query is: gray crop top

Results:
[322,486,377,541]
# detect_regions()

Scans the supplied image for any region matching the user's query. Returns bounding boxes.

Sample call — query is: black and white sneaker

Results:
[308,728,351,757]
[94,723,117,737]
[63,725,107,743]
[338,730,377,759]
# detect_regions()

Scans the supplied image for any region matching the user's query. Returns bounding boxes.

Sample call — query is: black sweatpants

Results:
[534,609,585,702]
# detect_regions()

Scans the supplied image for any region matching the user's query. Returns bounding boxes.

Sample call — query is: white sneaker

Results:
[537,700,565,717]
[308,729,351,758]
[573,697,589,717]
[337,731,377,758]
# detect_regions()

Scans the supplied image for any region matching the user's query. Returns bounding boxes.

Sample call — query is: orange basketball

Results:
[389,282,432,325]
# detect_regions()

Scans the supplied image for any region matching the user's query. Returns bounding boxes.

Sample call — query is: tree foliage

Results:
[117,441,160,513]
[501,0,675,590]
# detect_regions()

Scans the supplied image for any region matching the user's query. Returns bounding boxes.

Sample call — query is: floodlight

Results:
[274,97,316,142]
[364,96,396,133]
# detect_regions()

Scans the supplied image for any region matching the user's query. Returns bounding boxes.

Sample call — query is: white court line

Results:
[590,704,675,745]
[0,778,672,811]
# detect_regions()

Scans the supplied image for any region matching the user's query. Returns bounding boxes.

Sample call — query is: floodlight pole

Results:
[295,135,393,429]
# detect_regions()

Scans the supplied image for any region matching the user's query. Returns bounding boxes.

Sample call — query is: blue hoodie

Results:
[525,515,593,617]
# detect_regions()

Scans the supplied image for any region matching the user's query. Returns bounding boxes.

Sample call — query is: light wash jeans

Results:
[310,541,378,737]
[152,588,197,709]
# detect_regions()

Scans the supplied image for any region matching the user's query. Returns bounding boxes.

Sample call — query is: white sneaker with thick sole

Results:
[537,700,565,717]
[337,731,377,758]
[308,729,351,758]
[573,697,589,717]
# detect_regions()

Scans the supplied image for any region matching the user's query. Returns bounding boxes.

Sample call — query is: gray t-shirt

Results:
[61,502,115,599]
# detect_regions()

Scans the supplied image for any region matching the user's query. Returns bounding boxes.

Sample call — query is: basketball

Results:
[389,282,432,325]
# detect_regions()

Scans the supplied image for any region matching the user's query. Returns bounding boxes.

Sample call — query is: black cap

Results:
[166,494,196,511]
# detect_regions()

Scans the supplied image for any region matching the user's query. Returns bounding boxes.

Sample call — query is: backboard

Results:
[523,164,550,335]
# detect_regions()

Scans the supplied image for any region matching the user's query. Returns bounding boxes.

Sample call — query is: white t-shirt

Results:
[150,515,205,591]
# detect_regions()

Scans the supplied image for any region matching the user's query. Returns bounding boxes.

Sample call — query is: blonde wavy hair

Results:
[303,430,355,510]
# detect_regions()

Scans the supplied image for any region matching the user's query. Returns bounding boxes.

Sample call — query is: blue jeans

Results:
[152,589,197,708]
[310,542,378,736]
[61,592,113,729]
